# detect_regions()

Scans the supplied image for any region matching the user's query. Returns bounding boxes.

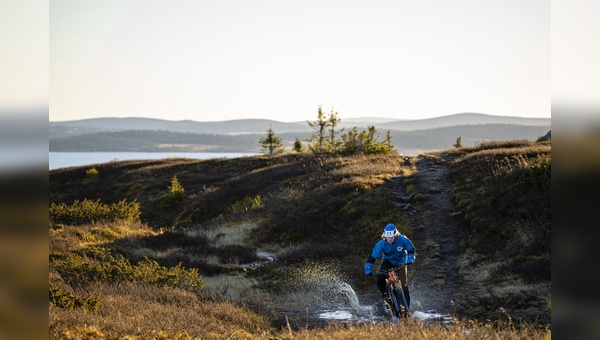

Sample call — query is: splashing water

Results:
[244,258,452,323]
[334,281,361,311]
[312,277,454,324]
[247,258,453,324]
[266,260,376,322]
[315,280,377,323]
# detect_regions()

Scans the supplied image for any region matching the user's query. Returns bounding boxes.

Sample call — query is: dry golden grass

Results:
[286,318,549,340]
[49,282,274,339]
[50,221,158,252]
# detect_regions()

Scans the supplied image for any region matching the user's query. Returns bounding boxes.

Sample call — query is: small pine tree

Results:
[307,105,328,154]
[259,125,284,155]
[293,138,304,153]
[169,176,185,197]
[162,175,185,209]
[453,137,462,149]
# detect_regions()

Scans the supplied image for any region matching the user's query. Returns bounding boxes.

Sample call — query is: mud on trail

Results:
[388,153,477,317]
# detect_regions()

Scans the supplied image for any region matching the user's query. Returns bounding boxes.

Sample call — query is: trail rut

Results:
[390,154,468,315]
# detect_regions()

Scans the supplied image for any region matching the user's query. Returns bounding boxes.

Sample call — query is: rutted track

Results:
[404,154,465,316]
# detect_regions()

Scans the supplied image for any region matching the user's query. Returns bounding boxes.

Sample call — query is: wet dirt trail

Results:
[401,154,465,316]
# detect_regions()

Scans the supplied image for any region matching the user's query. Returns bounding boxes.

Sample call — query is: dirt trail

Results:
[395,154,466,315]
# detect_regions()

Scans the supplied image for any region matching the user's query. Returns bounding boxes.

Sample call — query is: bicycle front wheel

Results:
[393,287,410,318]
[384,286,400,320]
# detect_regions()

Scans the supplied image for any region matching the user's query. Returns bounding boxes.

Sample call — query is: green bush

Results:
[231,195,263,212]
[49,198,141,226]
[49,282,100,312]
[83,167,99,184]
[52,248,205,292]
[527,155,551,189]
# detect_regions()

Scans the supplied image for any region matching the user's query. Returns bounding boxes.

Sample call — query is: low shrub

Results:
[49,282,100,312]
[49,198,141,226]
[52,247,205,292]
[230,195,263,213]
[83,167,99,184]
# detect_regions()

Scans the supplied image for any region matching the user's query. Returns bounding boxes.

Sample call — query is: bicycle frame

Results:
[383,265,409,319]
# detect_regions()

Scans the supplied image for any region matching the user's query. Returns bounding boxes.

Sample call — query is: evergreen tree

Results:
[384,130,394,150]
[293,138,304,153]
[453,136,462,148]
[162,175,185,209]
[259,125,284,155]
[326,108,342,153]
[307,105,328,154]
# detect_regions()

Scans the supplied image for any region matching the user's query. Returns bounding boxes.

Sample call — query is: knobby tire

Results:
[393,287,409,318]
[384,286,401,320]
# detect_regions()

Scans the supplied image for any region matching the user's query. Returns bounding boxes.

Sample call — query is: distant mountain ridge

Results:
[377,113,550,131]
[50,112,550,137]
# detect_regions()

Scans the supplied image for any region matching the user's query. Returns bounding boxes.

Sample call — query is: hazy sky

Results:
[49,0,551,122]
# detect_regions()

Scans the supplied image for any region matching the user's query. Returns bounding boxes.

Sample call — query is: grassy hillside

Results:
[49,141,551,339]
[446,141,551,324]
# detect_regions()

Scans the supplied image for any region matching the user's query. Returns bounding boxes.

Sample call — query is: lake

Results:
[49,152,260,170]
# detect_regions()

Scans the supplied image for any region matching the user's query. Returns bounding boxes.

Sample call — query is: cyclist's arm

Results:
[364,240,384,275]
[366,240,385,266]
[404,237,416,264]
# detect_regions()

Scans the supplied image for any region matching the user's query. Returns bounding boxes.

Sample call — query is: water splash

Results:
[335,281,361,311]
[246,258,453,325]
[264,260,376,321]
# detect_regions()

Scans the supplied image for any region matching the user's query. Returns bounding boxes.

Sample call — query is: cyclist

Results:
[364,223,416,307]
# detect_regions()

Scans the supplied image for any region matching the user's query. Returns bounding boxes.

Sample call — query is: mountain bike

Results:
[380,265,410,320]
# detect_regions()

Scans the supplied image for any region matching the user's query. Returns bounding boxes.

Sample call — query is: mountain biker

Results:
[364,223,416,307]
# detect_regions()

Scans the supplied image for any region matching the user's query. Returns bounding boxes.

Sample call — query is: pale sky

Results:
[48,0,552,123]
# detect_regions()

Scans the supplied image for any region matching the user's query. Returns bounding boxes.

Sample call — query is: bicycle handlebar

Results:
[387,264,407,272]
[372,264,407,277]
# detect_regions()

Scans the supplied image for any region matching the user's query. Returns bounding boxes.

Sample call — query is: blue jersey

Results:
[367,234,415,266]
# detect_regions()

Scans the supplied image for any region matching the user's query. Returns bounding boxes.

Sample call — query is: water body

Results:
[49,151,260,170]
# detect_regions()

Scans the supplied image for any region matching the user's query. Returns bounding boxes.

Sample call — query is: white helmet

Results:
[383,224,398,238]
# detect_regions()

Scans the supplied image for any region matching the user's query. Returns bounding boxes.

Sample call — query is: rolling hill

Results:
[49,113,551,154]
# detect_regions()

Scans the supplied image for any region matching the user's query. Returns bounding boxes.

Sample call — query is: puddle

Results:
[317,305,380,323]
[412,310,454,323]
[240,251,277,270]
[318,310,354,320]
[256,251,277,262]
[317,305,453,324]
[315,283,453,325]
